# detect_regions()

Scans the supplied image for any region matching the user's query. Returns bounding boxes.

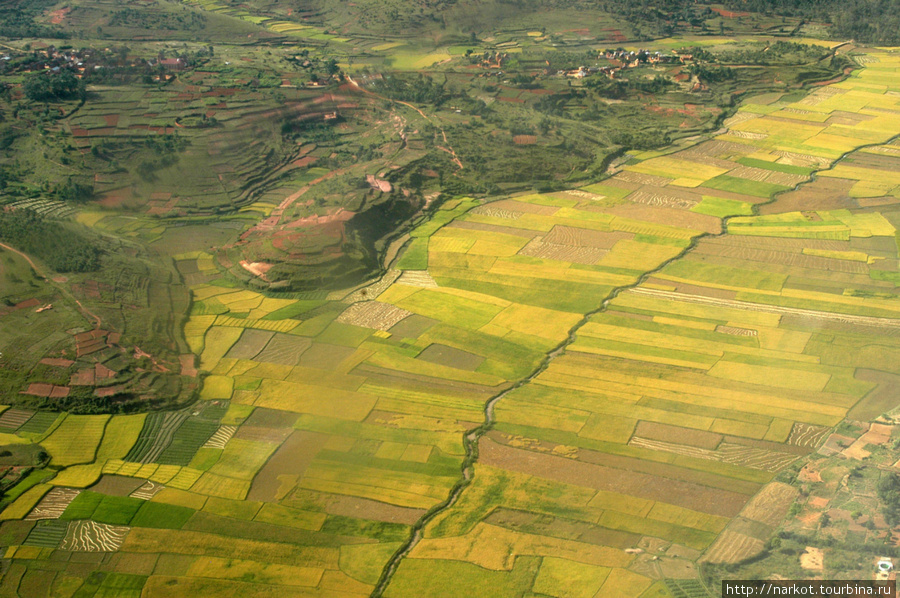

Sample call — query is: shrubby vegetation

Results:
[0,210,101,272]
[24,71,86,103]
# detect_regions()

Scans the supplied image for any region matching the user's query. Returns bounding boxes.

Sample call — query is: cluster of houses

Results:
[558,49,695,80]
[3,45,193,80]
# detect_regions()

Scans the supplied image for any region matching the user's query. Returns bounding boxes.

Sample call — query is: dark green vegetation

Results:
[0,210,99,272]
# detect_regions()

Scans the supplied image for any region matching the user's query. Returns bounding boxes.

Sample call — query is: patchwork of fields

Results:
[2,48,900,597]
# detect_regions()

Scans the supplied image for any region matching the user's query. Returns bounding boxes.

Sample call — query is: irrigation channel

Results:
[370,118,900,598]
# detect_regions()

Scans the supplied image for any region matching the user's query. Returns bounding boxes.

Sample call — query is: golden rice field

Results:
[3,48,900,598]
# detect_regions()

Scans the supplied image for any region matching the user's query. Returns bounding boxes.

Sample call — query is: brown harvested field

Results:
[388,314,438,339]
[726,166,774,182]
[255,334,313,366]
[23,383,53,398]
[225,330,276,360]
[634,421,722,450]
[603,204,722,233]
[759,177,857,214]
[701,235,851,253]
[396,271,439,289]
[512,135,536,145]
[727,517,773,541]
[90,475,149,497]
[737,482,798,528]
[488,199,560,215]
[416,343,485,371]
[469,206,523,220]
[666,280,738,300]
[298,343,357,369]
[484,507,640,549]
[826,111,875,125]
[724,436,810,456]
[628,438,798,473]
[323,494,425,525]
[691,242,868,273]
[691,186,768,205]
[849,370,900,421]
[614,171,672,187]
[701,529,765,564]
[680,140,755,159]
[203,426,237,449]
[517,238,607,264]
[543,226,633,249]
[353,362,504,395]
[233,426,293,443]
[626,188,699,210]
[243,408,300,429]
[131,481,166,500]
[857,196,900,208]
[27,488,81,520]
[844,151,900,172]
[479,438,750,517]
[447,220,543,239]
[336,301,412,331]
[61,520,130,552]
[849,236,897,254]
[248,431,328,501]
[40,358,74,368]
[765,171,808,187]
[716,325,758,337]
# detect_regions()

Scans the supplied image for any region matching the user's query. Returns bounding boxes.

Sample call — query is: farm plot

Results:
[337,302,413,331]
[41,416,110,467]
[130,481,166,501]
[0,409,33,431]
[60,520,130,552]
[203,425,237,449]
[23,519,69,548]
[254,333,313,366]
[125,412,191,464]
[224,329,275,360]
[156,418,219,466]
[26,487,81,520]
[17,412,59,435]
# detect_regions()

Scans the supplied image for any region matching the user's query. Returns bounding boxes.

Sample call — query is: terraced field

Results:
[2,47,900,597]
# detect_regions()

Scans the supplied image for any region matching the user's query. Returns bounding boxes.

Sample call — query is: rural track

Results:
[370,82,900,596]
[0,241,102,329]
[345,75,464,170]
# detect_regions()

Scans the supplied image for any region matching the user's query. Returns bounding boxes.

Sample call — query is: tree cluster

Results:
[24,71,85,103]
[0,209,101,272]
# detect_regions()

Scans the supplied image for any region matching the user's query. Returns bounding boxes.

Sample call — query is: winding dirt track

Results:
[0,241,102,329]
[346,75,463,170]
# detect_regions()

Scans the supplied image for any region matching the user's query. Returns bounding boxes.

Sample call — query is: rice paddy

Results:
[3,42,900,598]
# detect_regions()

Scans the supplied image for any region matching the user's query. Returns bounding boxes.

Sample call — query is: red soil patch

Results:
[49,386,70,398]
[98,193,129,209]
[180,355,198,378]
[23,383,53,397]
[95,385,125,398]
[47,7,70,24]
[808,497,830,509]
[103,115,119,127]
[70,368,95,386]
[711,7,749,17]
[292,156,317,167]
[40,358,74,368]
[513,135,537,145]
[95,363,116,380]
